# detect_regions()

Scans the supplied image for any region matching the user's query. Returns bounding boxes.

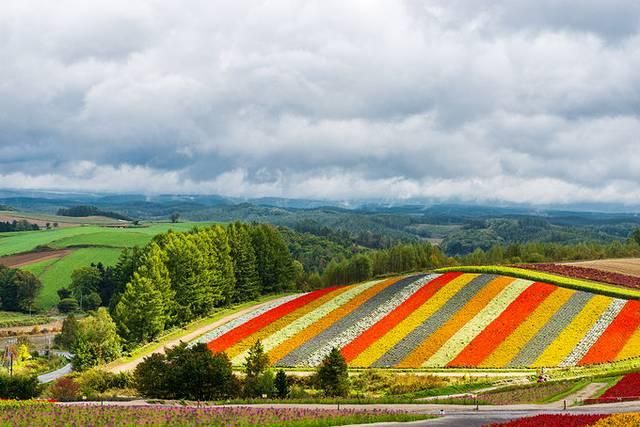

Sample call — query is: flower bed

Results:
[0,404,430,427]
[488,414,608,427]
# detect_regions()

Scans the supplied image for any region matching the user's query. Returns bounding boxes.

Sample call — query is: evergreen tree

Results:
[228,222,260,302]
[113,273,166,345]
[244,340,271,397]
[137,242,174,318]
[250,224,296,294]
[316,348,350,397]
[274,369,289,398]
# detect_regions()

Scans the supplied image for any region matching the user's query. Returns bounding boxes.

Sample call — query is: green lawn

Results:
[25,247,122,310]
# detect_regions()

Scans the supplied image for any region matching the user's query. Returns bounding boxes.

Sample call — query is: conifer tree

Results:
[228,222,260,302]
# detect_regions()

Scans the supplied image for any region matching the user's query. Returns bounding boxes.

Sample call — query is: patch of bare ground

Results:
[0,249,72,268]
[566,258,640,278]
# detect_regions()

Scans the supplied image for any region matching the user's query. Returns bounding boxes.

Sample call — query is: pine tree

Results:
[228,222,260,302]
[316,347,350,397]
[113,273,166,345]
[137,242,174,317]
[274,369,289,398]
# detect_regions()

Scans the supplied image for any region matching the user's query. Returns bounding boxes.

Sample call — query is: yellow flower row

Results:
[614,321,640,361]
[351,274,478,368]
[592,413,640,426]
[397,276,511,368]
[480,287,574,368]
[532,295,612,368]
[267,277,401,364]
[423,279,532,368]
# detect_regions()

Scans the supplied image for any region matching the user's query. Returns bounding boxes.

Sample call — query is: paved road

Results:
[37,350,72,384]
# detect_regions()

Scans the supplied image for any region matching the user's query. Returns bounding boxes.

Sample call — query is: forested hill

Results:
[3,190,640,256]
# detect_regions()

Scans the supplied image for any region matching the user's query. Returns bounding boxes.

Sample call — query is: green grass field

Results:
[24,248,122,310]
[0,222,213,256]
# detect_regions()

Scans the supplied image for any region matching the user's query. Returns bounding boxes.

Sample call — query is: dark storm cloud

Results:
[1,0,640,205]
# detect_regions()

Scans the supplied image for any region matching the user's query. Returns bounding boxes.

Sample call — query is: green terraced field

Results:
[24,247,123,310]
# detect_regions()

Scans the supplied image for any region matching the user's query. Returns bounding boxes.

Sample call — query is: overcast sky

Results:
[1,1,639,205]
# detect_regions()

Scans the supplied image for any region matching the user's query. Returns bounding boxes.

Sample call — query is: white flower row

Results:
[189,294,304,347]
[423,279,532,367]
[303,274,438,367]
[231,279,383,365]
[559,298,627,367]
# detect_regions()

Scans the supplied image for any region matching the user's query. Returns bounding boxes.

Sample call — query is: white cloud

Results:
[1,0,639,205]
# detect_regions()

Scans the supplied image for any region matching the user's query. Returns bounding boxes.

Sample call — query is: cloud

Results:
[1,0,639,205]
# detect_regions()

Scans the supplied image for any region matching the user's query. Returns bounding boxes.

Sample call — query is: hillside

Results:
[193,272,640,369]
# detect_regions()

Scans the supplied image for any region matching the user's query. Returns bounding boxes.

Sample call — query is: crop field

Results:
[0,210,123,227]
[193,272,640,369]
[519,263,640,289]
[567,258,640,278]
[24,248,122,309]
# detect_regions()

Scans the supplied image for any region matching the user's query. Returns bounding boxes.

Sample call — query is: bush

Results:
[58,298,79,314]
[49,376,80,402]
[0,374,41,399]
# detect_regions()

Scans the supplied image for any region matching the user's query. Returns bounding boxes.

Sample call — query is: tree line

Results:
[0,220,40,232]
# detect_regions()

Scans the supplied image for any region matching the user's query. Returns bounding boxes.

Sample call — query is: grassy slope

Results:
[436,265,640,299]
[25,248,122,310]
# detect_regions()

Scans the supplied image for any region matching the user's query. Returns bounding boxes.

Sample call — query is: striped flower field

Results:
[192,272,640,369]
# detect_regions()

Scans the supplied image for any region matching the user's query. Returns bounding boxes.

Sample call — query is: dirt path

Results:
[562,382,609,406]
[0,249,72,268]
[106,297,290,373]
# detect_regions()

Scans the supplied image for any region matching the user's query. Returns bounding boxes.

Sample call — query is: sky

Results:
[1,1,640,206]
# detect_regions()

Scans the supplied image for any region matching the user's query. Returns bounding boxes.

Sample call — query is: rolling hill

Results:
[192,272,640,369]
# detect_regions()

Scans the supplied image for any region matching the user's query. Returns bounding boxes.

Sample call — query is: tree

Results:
[274,369,289,399]
[228,222,260,302]
[54,315,80,350]
[57,287,73,300]
[72,308,122,371]
[113,273,166,345]
[632,228,640,246]
[243,340,272,398]
[250,224,296,294]
[170,213,180,223]
[316,348,350,397]
[58,298,79,314]
[135,343,238,400]
[70,267,101,310]
[0,267,42,312]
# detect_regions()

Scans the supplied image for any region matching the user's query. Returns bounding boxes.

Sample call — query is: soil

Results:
[566,259,640,278]
[0,249,72,268]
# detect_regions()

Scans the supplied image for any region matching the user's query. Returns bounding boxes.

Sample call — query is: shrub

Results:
[58,298,79,314]
[0,374,41,399]
[50,376,81,402]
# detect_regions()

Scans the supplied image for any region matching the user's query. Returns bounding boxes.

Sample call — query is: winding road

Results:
[37,350,72,384]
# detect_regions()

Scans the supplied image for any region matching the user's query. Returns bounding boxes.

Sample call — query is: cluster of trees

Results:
[134,341,348,400]
[0,219,40,232]
[54,310,122,370]
[57,223,298,353]
[457,239,640,266]
[56,205,131,221]
[0,266,42,312]
[320,242,453,286]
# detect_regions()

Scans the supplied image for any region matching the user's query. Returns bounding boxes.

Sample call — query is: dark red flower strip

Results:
[518,263,640,289]
[207,286,342,352]
[579,300,640,366]
[340,272,463,362]
[601,372,640,400]
[448,282,555,367]
[487,414,609,427]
